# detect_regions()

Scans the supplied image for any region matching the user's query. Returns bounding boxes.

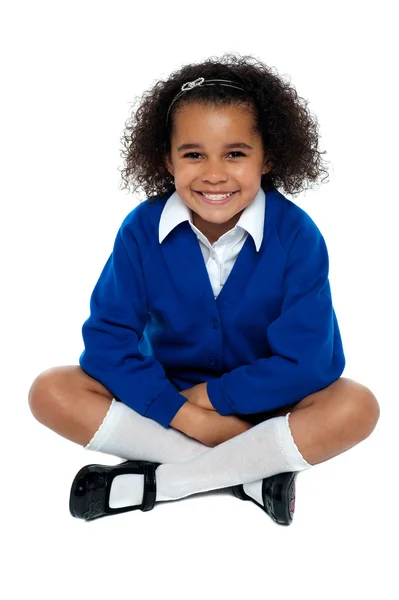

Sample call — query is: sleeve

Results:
[78,225,187,428]
[206,224,346,415]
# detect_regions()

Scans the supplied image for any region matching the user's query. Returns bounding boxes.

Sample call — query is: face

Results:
[165,103,271,244]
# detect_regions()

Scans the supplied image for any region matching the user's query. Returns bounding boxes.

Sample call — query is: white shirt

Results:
[159,187,266,299]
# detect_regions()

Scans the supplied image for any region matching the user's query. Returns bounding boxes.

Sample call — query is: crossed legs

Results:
[29,365,380,467]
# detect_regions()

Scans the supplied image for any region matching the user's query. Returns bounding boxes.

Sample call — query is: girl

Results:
[28,53,380,526]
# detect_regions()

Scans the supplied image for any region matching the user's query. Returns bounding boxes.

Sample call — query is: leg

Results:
[31,370,380,512]
[28,365,114,446]
[151,377,380,502]
[266,377,380,466]
[28,365,209,463]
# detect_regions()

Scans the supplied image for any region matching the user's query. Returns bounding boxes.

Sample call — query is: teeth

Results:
[202,192,233,200]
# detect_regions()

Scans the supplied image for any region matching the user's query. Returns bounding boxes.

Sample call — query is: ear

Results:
[262,155,274,174]
[164,154,174,177]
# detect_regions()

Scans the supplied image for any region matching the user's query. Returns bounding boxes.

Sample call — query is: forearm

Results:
[198,411,255,446]
[170,401,254,447]
[169,401,208,439]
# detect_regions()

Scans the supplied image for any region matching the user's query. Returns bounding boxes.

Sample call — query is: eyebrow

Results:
[177,142,254,152]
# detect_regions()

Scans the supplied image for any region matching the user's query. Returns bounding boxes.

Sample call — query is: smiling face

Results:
[165,103,271,244]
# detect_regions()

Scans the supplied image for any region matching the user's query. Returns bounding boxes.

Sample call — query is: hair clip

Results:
[181,77,205,91]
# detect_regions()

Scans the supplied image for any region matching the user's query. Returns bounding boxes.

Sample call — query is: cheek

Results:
[175,164,195,179]
[236,167,258,185]
[236,161,261,176]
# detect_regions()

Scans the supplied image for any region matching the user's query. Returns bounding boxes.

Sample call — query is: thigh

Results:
[42,365,114,399]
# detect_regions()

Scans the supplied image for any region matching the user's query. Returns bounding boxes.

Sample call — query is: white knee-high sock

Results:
[86,400,312,509]
[153,412,311,503]
[85,398,209,463]
[85,398,210,508]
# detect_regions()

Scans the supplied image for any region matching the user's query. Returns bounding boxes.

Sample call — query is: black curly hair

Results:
[119,52,329,202]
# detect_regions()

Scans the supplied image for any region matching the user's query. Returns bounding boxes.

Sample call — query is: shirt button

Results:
[211,318,219,329]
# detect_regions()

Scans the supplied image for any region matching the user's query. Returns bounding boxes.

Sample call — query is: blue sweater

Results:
[79,187,346,428]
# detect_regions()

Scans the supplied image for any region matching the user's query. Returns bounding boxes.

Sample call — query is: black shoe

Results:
[69,460,161,520]
[232,471,297,526]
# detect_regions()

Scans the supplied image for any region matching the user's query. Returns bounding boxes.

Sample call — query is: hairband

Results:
[165,77,246,126]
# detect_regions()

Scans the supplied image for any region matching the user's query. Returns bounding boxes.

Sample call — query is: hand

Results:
[179,382,216,411]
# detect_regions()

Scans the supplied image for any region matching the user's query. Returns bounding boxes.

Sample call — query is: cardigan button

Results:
[208,358,219,367]
[211,318,219,329]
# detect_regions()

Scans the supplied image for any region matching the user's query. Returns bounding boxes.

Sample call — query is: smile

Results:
[195,191,237,204]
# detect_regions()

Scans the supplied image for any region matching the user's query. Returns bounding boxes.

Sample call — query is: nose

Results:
[201,161,229,183]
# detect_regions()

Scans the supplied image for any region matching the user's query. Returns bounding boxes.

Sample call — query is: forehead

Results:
[171,103,257,139]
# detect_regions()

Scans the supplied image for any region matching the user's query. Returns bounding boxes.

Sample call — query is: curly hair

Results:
[119,52,330,201]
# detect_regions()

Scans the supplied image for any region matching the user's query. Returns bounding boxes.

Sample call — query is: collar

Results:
[159,186,265,252]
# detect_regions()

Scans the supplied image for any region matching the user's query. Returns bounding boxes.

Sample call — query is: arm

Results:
[79,224,187,429]
[179,382,216,410]
[205,224,346,417]
[170,400,254,447]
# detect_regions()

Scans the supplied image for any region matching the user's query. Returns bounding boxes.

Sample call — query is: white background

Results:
[1,1,397,598]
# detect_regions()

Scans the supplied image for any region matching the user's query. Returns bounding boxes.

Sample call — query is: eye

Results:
[183,151,246,159]
[228,151,245,158]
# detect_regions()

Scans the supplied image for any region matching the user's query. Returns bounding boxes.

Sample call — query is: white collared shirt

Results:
[159,187,266,298]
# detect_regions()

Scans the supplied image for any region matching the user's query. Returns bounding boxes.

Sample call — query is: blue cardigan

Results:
[79,188,346,428]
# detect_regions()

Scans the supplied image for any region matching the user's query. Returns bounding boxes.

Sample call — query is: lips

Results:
[195,191,236,204]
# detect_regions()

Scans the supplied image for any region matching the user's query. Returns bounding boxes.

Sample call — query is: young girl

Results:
[28,53,380,526]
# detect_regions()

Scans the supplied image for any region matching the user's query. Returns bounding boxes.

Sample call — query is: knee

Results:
[342,381,380,440]
[28,367,69,425]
